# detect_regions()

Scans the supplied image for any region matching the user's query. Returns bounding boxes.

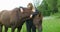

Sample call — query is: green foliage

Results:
[37,0,51,16]
[51,12,60,18]
[36,0,59,16]
[57,0,60,12]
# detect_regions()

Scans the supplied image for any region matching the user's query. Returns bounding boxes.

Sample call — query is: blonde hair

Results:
[27,3,33,10]
[27,3,36,12]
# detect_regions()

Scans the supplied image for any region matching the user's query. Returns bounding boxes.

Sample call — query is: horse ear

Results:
[20,8,23,13]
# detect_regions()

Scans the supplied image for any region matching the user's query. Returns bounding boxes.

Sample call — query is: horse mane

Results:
[12,7,27,13]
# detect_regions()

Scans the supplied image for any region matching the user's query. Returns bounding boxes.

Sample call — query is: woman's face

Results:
[27,5,32,9]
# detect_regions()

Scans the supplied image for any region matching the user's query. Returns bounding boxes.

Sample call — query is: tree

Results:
[45,0,58,14]
[33,0,43,7]
[37,0,50,16]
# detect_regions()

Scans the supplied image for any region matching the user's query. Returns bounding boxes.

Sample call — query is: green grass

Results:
[43,17,60,32]
[2,16,60,32]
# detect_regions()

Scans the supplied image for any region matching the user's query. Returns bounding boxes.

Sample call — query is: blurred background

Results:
[0,0,60,32]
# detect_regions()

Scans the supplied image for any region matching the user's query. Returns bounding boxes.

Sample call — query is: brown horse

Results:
[25,12,43,32]
[0,7,43,32]
[0,7,36,32]
[33,12,43,32]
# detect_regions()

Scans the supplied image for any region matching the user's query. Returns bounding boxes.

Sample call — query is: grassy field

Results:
[43,17,60,32]
[2,15,60,32]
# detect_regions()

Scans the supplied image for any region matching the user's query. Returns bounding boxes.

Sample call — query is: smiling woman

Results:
[0,0,33,11]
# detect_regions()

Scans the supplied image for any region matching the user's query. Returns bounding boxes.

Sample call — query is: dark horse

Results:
[33,12,42,32]
[0,7,36,32]
[26,11,42,32]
